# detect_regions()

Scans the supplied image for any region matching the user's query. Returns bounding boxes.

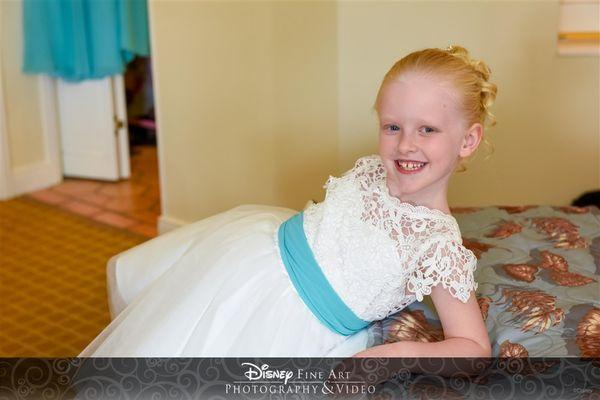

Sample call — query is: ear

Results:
[459,123,483,158]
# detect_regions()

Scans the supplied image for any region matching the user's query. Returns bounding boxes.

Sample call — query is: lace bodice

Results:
[302,155,479,321]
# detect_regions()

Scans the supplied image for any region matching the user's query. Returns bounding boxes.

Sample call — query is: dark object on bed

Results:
[572,190,600,208]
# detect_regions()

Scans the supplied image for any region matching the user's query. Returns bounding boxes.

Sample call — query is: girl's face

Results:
[377,72,481,209]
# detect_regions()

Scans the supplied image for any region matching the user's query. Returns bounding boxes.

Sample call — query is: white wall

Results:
[150,1,338,223]
[1,0,45,168]
[0,0,61,199]
[148,1,599,224]
[336,1,599,206]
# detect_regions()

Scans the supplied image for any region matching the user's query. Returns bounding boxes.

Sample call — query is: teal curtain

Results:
[23,0,150,82]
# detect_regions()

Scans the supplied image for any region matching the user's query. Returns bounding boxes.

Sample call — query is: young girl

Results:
[80,45,496,358]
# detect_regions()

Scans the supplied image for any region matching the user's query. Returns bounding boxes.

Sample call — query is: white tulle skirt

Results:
[79,205,373,357]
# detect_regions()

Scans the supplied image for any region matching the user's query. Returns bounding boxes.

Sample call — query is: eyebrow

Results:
[379,115,442,125]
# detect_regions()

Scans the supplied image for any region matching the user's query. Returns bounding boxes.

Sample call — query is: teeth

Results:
[398,161,426,170]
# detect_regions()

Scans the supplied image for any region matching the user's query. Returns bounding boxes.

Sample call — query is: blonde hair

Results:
[374,45,498,173]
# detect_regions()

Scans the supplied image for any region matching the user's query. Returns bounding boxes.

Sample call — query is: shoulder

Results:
[344,154,385,182]
[324,154,383,189]
[410,234,479,301]
[408,233,479,302]
[417,233,478,270]
[351,154,383,173]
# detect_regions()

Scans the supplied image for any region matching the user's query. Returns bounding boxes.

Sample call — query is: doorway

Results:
[27,56,161,238]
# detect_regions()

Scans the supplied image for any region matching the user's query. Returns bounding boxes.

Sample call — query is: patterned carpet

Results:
[0,196,149,356]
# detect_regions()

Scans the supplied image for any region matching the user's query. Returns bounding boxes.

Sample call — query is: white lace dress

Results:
[79,155,479,357]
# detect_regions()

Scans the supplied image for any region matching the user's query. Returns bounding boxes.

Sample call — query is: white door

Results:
[56,75,130,180]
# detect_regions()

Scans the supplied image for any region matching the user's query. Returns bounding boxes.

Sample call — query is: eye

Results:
[420,126,436,135]
[384,124,400,133]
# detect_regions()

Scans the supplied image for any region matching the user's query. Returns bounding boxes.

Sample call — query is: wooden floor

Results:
[27,145,160,238]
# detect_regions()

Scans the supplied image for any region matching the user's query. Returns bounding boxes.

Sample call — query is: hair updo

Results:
[374,45,498,173]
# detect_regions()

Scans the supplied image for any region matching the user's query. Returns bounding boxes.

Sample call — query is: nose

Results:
[397,132,418,154]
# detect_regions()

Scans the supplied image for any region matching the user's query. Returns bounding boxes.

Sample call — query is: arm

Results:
[353,337,489,358]
[352,290,491,358]
[347,288,491,382]
[354,237,491,358]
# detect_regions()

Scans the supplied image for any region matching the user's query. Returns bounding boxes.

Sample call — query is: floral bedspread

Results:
[368,205,600,357]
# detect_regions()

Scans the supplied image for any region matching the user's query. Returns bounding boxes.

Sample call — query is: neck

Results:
[386,178,452,215]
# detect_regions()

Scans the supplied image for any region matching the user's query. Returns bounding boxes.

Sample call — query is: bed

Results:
[106,204,600,358]
[369,204,600,358]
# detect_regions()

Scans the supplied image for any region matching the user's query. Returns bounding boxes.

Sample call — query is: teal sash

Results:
[277,211,371,336]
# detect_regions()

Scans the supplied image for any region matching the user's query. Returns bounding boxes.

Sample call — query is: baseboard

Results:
[157,214,189,235]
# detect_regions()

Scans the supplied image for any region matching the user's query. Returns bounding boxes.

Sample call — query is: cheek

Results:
[432,139,460,158]
[377,139,386,154]
[430,146,461,170]
[378,135,397,152]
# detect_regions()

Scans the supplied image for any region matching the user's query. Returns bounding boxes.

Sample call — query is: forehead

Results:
[378,73,461,125]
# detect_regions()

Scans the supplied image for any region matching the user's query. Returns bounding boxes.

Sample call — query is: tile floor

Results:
[27,145,160,237]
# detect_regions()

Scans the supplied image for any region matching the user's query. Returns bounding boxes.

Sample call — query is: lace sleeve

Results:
[322,155,375,190]
[406,236,479,303]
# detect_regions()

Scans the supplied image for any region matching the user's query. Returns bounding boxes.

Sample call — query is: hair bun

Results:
[445,45,490,79]
[445,45,468,56]
[444,44,497,128]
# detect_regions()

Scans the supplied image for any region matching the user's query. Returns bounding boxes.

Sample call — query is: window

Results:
[558,0,599,56]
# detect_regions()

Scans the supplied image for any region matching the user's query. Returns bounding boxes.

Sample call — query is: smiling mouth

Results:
[395,160,428,174]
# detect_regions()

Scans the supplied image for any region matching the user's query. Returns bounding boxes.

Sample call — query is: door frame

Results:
[113,75,131,179]
[0,45,10,199]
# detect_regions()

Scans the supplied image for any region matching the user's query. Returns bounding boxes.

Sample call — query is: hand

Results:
[351,345,387,358]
